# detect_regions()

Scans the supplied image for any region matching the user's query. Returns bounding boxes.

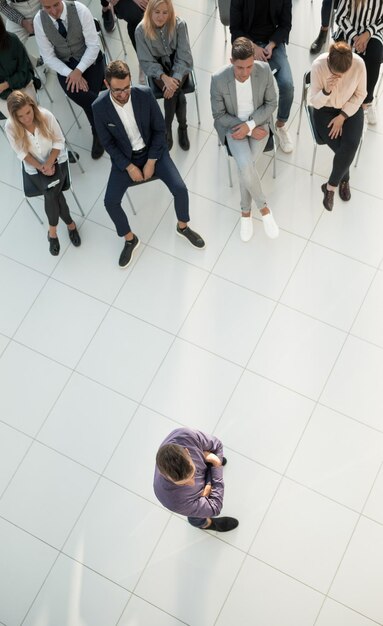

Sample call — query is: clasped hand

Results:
[353,31,370,54]
[66,68,89,93]
[127,159,155,182]
[162,75,179,99]
[41,162,56,176]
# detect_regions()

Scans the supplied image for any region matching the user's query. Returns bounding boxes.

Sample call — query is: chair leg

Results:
[125,191,137,215]
[25,198,44,224]
[226,153,233,187]
[65,136,85,174]
[272,146,277,179]
[116,19,127,57]
[70,188,85,216]
[66,97,82,129]
[224,24,227,43]
[310,144,317,176]
[194,91,201,126]
[99,28,113,64]
[354,137,363,168]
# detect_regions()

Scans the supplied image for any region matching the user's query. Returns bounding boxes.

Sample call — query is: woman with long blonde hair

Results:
[334,0,382,124]
[135,0,193,151]
[5,91,81,256]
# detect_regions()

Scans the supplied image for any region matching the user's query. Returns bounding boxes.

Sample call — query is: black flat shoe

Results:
[47,232,60,256]
[339,180,351,201]
[321,183,334,211]
[310,28,327,54]
[91,134,104,159]
[178,125,190,150]
[68,227,81,246]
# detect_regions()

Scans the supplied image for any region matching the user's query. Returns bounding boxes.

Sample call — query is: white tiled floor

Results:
[0,0,382,623]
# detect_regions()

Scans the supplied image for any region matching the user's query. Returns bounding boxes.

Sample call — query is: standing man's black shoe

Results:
[102,7,115,32]
[119,234,140,268]
[206,517,239,532]
[310,28,327,54]
[91,134,104,159]
[178,125,190,150]
[176,224,205,248]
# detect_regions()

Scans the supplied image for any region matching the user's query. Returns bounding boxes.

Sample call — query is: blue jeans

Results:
[226,131,268,211]
[255,42,294,123]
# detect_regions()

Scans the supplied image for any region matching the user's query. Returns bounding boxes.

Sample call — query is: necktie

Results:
[56,18,67,38]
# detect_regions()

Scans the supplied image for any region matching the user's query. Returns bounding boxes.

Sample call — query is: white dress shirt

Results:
[110,93,146,151]
[33,1,100,77]
[235,77,256,134]
[5,107,67,174]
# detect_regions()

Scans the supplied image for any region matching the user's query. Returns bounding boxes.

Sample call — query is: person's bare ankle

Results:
[260,206,270,216]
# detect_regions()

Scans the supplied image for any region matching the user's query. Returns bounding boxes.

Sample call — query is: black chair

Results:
[223,128,277,187]
[146,70,201,126]
[217,0,230,43]
[22,158,84,224]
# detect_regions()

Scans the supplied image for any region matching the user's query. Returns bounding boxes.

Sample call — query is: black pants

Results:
[104,148,190,236]
[113,0,144,50]
[154,74,187,130]
[28,163,73,227]
[57,55,105,134]
[313,106,364,186]
[336,34,382,104]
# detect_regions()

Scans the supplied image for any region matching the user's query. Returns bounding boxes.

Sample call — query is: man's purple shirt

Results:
[153,428,224,519]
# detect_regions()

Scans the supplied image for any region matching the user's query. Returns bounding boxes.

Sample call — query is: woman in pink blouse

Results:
[310,41,367,211]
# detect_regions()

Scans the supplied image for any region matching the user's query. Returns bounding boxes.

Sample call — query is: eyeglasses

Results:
[110,84,131,94]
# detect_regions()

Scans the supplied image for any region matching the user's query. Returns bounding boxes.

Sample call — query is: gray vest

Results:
[40,2,86,63]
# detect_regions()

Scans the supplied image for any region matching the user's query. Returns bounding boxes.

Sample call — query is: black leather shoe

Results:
[68,227,81,246]
[68,151,80,164]
[102,7,115,32]
[178,125,190,150]
[47,232,60,256]
[119,234,140,268]
[176,225,205,248]
[206,517,239,532]
[166,128,173,151]
[33,75,42,90]
[310,28,327,54]
[321,183,334,211]
[339,180,351,201]
[91,134,104,159]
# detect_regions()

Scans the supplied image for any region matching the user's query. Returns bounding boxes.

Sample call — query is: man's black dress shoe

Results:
[178,125,190,150]
[91,135,104,159]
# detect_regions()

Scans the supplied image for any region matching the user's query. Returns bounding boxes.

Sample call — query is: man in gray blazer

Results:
[211,37,279,242]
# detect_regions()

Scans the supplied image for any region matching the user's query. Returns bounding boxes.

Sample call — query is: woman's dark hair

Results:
[156,444,194,482]
[328,41,353,74]
[0,15,11,51]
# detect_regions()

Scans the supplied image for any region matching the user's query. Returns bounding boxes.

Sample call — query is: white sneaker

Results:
[366,103,377,125]
[261,209,279,239]
[275,125,294,153]
[240,215,253,242]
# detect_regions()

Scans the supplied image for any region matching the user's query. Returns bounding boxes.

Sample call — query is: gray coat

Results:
[210,61,277,144]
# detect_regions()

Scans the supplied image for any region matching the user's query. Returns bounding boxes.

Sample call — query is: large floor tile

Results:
[143,339,242,432]
[321,335,383,431]
[0,423,31,496]
[115,247,208,334]
[118,595,184,626]
[281,242,374,330]
[77,308,174,401]
[363,465,383,525]
[351,269,383,348]
[104,406,181,504]
[330,516,383,624]
[0,518,57,626]
[179,275,275,365]
[216,556,323,626]
[0,182,24,235]
[23,554,130,626]
[149,193,238,271]
[0,256,47,337]
[250,479,358,592]
[216,371,313,472]
[0,332,9,355]
[0,342,70,436]
[0,442,97,548]
[316,598,379,626]
[286,404,383,511]
[15,279,108,369]
[38,373,137,473]
[64,478,169,590]
[248,305,346,400]
[213,222,306,300]
[135,516,244,626]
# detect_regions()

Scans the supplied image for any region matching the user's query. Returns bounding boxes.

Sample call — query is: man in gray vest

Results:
[34,0,104,158]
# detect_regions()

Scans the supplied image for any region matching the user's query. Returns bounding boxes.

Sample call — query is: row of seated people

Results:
[0,0,381,264]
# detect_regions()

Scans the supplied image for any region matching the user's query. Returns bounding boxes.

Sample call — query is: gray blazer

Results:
[210,62,277,144]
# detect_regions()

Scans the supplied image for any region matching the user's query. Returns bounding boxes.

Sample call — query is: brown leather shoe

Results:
[321,183,334,211]
[339,180,351,201]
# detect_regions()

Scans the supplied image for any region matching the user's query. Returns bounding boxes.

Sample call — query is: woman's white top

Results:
[5,107,66,175]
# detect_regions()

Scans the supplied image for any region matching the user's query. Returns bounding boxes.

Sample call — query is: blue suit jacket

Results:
[92,86,166,172]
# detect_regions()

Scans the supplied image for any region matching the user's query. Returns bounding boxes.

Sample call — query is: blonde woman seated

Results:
[5,91,81,256]
[310,42,366,212]
[135,0,193,151]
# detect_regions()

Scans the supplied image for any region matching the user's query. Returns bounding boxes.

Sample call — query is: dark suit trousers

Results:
[57,55,105,134]
[104,149,190,236]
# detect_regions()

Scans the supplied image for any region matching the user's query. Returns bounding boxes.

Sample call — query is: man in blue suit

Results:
[92,60,205,268]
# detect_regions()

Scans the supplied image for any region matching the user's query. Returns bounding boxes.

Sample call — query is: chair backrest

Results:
[303,70,326,145]
[218,0,231,26]
[22,160,70,198]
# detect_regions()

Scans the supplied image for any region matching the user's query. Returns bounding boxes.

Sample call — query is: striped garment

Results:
[334,0,383,45]
[0,0,25,25]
